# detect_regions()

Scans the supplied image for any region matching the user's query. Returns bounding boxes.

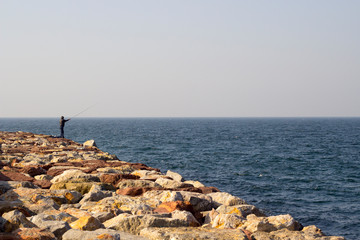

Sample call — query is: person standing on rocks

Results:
[59,116,70,138]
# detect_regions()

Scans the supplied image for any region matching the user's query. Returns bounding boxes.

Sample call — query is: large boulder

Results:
[155,177,192,189]
[69,216,104,231]
[116,179,161,189]
[104,214,191,235]
[140,227,249,240]
[207,192,246,207]
[83,140,97,148]
[62,229,121,240]
[242,214,302,233]
[50,169,99,184]
[166,170,184,182]
[216,204,265,218]
[13,228,56,240]
[2,210,37,232]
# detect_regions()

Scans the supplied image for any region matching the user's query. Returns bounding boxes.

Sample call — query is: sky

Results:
[1,0,359,118]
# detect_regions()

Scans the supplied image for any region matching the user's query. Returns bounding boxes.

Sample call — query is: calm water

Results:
[1,118,359,239]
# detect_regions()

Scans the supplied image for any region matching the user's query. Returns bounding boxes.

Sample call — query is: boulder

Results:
[140,227,248,240]
[171,210,200,227]
[242,214,302,233]
[154,201,194,214]
[19,166,46,177]
[251,227,345,240]
[50,169,99,184]
[50,182,112,195]
[212,213,245,229]
[30,220,70,239]
[13,227,56,240]
[62,229,121,240]
[104,214,191,235]
[83,140,97,148]
[118,203,154,215]
[69,216,104,231]
[116,187,154,197]
[155,177,192,189]
[2,210,37,232]
[216,204,265,218]
[166,170,184,182]
[207,192,247,207]
[29,212,77,224]
[79,185,113,204]
[184,180,205,188]
[116,179,161,189]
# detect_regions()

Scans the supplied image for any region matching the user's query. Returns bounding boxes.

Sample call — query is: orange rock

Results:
[13,227,56,240]
[154,201,194,214]
[69,216,103,231]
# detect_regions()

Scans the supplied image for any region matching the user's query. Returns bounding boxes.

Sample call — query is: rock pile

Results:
[0,131,345,240]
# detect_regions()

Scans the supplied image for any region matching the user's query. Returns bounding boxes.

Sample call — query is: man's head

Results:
[61,116,64,119]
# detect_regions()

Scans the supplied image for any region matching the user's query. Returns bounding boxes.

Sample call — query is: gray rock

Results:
[104,214,190,235]
[116,179,161,189]
[33,220,70,239]
[79,186,113,204]
[91,212,115,223]
[62,228,120,240]
[2,209,37,232]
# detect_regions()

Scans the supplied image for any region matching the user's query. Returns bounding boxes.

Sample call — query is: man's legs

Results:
[60,127,64,138]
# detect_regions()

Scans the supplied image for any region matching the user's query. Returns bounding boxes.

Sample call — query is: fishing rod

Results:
[70,104,97,119]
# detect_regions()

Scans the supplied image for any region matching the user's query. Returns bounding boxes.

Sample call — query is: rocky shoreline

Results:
[0,131,345,240]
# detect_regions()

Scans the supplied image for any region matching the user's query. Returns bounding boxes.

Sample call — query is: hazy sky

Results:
[1,1,359,117]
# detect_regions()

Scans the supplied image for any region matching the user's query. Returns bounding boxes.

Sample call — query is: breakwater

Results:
[0,131,345,239]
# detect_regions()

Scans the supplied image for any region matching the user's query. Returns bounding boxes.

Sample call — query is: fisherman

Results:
[59,116,71,138]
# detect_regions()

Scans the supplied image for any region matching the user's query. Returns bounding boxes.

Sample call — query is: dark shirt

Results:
[60,118,69,128]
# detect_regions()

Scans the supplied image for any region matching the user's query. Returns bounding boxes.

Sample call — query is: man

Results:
[59,116,71,138]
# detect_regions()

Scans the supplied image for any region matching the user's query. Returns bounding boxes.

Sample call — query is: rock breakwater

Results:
[0,131,345,240]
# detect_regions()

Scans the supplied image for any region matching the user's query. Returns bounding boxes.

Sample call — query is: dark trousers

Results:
[60,127,64,138]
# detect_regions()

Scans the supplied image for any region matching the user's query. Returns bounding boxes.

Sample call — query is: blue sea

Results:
[1,118,359,239]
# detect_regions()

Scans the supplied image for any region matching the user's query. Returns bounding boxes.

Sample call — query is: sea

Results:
[1,118,359,239]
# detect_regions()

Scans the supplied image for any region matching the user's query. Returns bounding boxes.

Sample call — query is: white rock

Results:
[166,170,184,182]
[83,140,97,147]
[207,192,246,207]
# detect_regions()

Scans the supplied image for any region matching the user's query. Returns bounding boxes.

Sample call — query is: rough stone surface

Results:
[0,131,345,240]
